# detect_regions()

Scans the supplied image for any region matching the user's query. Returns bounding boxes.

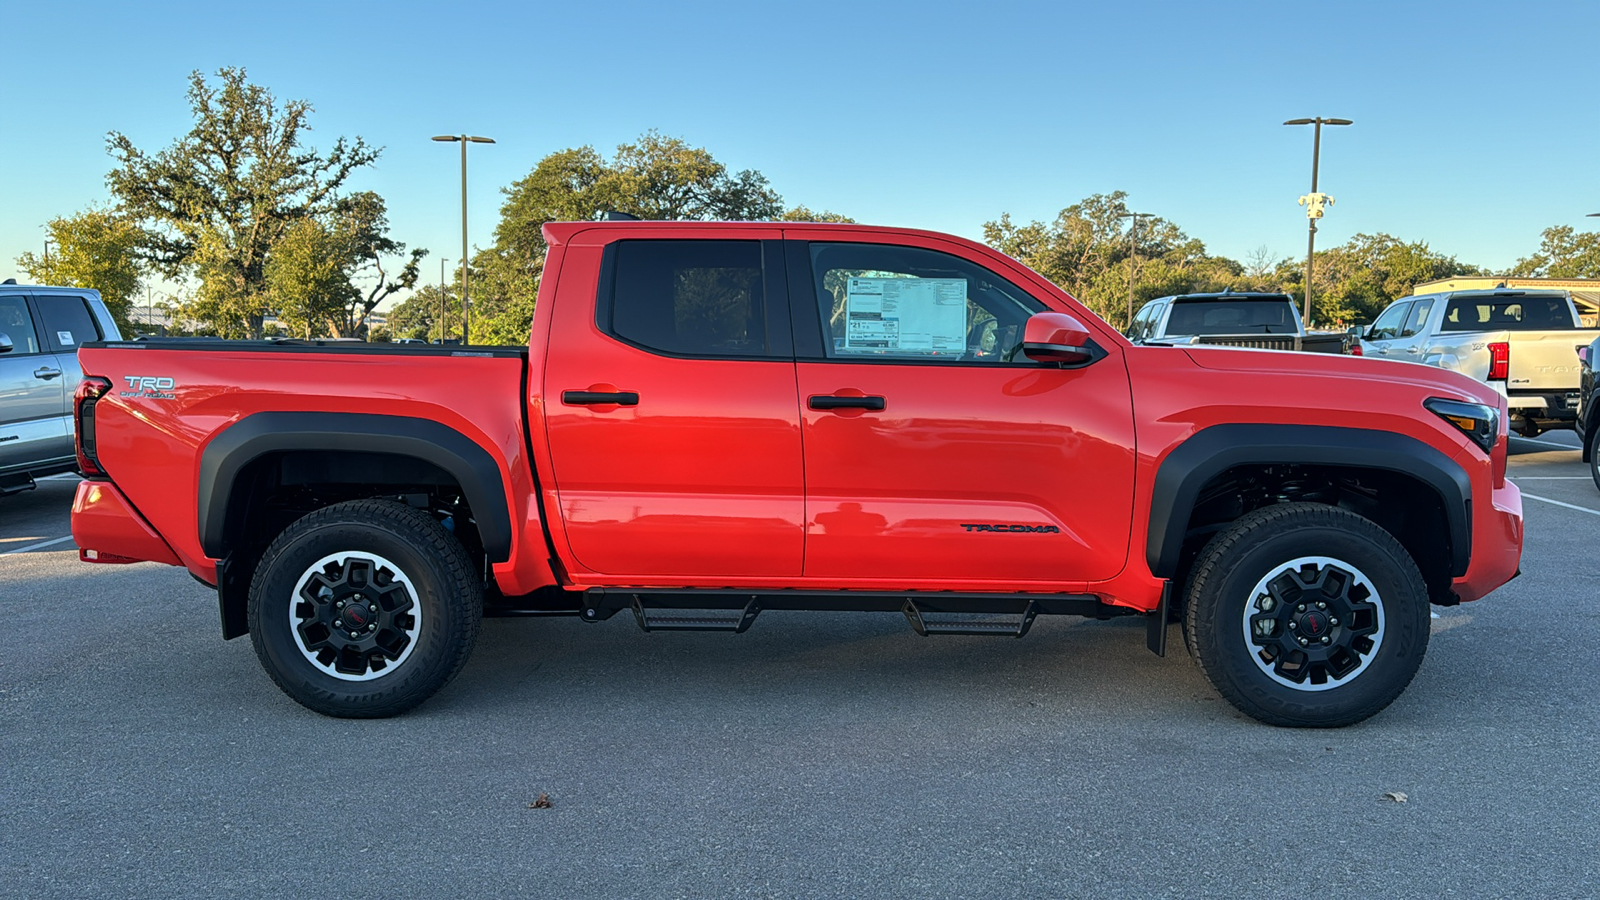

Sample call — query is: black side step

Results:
[580,587,1136,638]
[903,598,1038,638]
[630,595,761,633]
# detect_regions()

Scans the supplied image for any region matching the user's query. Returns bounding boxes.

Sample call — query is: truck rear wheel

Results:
[247,500,482,718]
[1183,503,1429,727]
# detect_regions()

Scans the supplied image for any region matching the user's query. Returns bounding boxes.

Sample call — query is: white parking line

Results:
[1521,493,1600,518]
[1510,476,1591,480]
[1,535,75,555]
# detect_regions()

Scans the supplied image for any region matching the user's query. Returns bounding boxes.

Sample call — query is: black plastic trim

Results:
[1147,424,1474,579]
[80,339,527,358]
[197,412,514,562]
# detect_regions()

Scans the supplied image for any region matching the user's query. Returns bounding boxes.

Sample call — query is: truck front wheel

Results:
[247,500,482,718]
[1184,503,1429,727]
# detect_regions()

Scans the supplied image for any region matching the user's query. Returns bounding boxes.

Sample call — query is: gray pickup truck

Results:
[1125,291,1348,353]
[1360,288,1600,436]
[0,281,123,494]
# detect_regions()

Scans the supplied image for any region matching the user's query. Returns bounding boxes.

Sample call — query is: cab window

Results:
[604,240,774,358]
[1367,301,1413,340]
[806,243,1044,363]
[0,296,42,355]
[1400,299,1434,337]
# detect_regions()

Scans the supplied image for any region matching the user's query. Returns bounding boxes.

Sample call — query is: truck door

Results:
[0,294,70,474]
[788,237,1136,585]
[1361,300,1413,359]
[541,235,805,578]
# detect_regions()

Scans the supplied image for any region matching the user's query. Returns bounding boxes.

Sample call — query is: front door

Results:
[789,237,1136,586]
[542,234,805,579]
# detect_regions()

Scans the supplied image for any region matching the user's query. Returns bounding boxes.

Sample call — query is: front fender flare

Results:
[1146,423,1472,579]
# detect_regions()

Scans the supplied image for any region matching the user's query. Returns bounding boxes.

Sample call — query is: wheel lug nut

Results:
[1321,636,1331,644]
[1297,604,1306,612]
[369,604,377,612]
[1316,601,1326,610]
[350,631,360,639]
[1330,617,1339,626]
[367,624,375,632]
[336,599,346,608]
[1299,637,1310,647]
[1287,621,1297,630]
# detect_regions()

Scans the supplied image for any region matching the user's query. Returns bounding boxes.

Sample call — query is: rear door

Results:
[788,235,1136,585]
[541,232,805,578]
[0,294,69,471]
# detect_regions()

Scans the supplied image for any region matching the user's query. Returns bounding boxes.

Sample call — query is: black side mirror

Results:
[0,332,13,354]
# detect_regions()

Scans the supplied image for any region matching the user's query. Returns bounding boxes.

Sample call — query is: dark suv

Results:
[1580,335,1600,490]
[0,281,123,494]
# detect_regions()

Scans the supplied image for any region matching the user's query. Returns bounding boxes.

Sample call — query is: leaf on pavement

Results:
[1381,791,1408,803]
[528,793,553,809]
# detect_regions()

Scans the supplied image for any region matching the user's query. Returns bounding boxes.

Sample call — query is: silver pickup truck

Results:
[1361,288,1600,436]
[0,281,123,494]
[1125,291,1348,353]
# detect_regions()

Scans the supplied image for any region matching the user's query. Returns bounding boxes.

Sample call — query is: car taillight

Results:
[75,376,112,478]
[1348,343,1363,357]
[1487,342,1509,380]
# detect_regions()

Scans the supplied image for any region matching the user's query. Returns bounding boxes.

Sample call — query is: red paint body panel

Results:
[72,220,1522,619]
[71,480,181,566]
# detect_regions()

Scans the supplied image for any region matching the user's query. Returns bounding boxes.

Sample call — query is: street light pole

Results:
[438,257,449,343]
[1284,117,1352,330]
[432,134,495,344]
[1117,211,1150,327]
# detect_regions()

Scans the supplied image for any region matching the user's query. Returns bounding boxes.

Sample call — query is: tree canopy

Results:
[106,67,384,337]
[1513,225,1600,279]
[15,208,146,335]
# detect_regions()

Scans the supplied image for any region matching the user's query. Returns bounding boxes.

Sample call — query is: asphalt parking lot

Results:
[2,435,1597,899]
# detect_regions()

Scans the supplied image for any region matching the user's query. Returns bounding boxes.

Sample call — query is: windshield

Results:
[1440,296,1573,331]
[1165,299,1298,336]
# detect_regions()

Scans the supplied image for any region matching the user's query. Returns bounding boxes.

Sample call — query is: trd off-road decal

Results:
[120,376,177,400]
[959,523,1061,533]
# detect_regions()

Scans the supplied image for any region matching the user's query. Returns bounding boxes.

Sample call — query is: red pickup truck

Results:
[70,221,1524,726]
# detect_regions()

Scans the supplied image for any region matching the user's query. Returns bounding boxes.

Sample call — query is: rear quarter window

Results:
[36,295,101,351]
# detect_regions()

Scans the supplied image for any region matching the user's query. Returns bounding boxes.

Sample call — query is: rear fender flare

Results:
[1146,424,1472,579]
[198,412,513,562]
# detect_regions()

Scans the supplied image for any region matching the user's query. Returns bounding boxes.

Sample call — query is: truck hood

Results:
[1180,345,1500,407]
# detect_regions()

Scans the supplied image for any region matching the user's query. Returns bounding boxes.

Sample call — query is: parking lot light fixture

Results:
[1284,117,1352,330]
[432,135,495,343]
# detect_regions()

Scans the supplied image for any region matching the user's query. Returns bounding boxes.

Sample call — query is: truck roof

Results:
[1163,291,1293,303]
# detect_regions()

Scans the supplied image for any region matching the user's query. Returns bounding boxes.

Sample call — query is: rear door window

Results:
[603,240,778,358]
[1367,301,1412,340]
[35,295,100,352]
[0,295,42,354]
[1400,299,1435,337]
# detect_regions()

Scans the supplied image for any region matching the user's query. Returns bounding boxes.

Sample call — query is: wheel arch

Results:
[1147,424,1472,583]
[199,412,514,564]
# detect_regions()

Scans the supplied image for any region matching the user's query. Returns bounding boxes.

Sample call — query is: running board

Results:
[579,587,1135,638]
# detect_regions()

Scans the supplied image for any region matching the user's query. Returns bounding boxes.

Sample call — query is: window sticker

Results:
[843,277,966,354]
[57,331,74,346]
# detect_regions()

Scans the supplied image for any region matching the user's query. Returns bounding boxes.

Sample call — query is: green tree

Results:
[985,191,1242,328]
[15,208,146,336]
[469,132,813,345]
[387,283,462,342]
[1512,225,1600,279]
[1275,234,1481,326]
[107,67,379,338]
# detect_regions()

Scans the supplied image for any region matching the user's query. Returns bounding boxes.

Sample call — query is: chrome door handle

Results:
[1405,346,1420,354]
[33,367,62,380]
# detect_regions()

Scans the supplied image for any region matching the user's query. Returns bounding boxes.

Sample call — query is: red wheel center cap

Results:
[1300,611,1329,636]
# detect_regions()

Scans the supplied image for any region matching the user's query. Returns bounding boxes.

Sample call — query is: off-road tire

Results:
[1587,423,1600,492]
[248,500,482,718]
[1184,502,1429,727]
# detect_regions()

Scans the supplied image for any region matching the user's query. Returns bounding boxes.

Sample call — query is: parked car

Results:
[1361,289,1600,436]
[0,281,122,494]
[1578,335,1600,490]
[1126,291,1349,353]
[70,221,1522,727]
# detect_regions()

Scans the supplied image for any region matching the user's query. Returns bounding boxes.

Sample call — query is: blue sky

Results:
[4,0,1597,302]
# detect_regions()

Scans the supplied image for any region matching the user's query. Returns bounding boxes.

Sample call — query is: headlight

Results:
[1424,397,1499,454]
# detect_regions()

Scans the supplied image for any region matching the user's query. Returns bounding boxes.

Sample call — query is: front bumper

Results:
[1449,476,1522,603]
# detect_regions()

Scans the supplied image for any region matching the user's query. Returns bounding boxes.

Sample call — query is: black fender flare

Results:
[1146,423,1472,579]
[198,411,514,562]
